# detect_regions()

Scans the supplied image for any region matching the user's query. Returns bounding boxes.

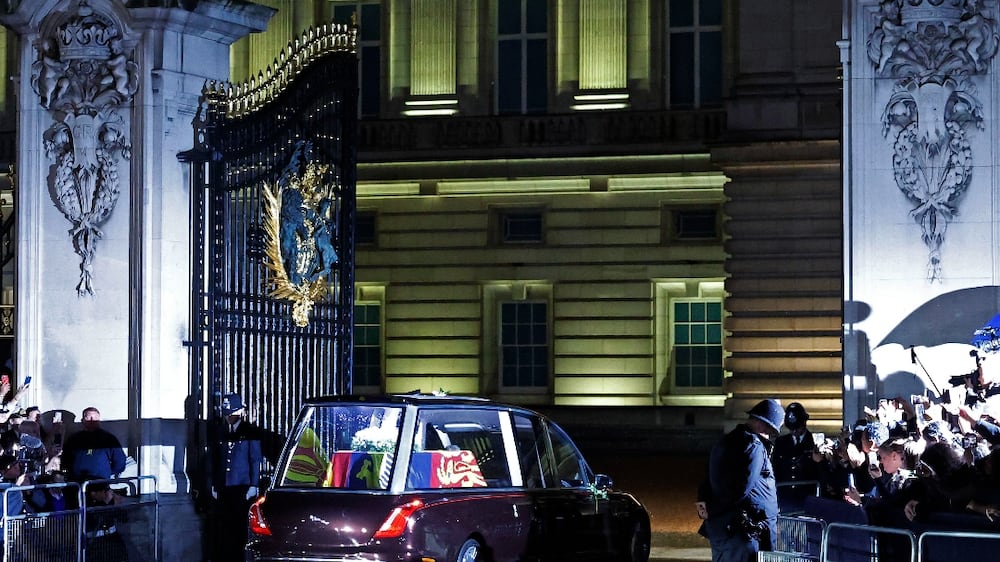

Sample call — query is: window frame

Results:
[665,0,723,109]
[661,204,722,244]
[497,299,551,394]
[670,297,725,392]
[495,0,549,115]
[331,1,382,118]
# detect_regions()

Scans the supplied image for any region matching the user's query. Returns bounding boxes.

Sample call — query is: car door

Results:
[512,412,609,561]
[542,421,614,560]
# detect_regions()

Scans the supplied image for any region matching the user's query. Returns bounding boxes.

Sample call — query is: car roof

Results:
[303,393,536,413]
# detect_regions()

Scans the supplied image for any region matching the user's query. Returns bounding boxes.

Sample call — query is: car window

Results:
[512,412,546,488]
[546,422,591,488]
[406,408,512,489]
[277,404,404,490]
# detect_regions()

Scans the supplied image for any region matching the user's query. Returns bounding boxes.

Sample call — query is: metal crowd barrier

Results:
[763,512,1000,562]
[822,521,916,562]
[916,529,1000,562]
[0,475,158,562]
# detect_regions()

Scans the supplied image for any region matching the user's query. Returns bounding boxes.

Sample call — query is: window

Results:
[356,210,377,246]
[353,302,382,390]
[667,0,722,108]
[663,206,721,242]
[490,208,545,245]
[497,0,548,114]
[407,408,513,489]
[277,404,403,489]
[500,301,549,390]
[673,300,723,388]
[333,2,381,117]
[545,423,591,488]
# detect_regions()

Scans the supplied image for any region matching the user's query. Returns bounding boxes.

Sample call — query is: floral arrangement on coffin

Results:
[350,426,398,452]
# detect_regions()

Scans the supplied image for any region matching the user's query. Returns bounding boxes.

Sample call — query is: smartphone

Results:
[813,432,826,446]
[53,411,62,424]
[22,376,30,386]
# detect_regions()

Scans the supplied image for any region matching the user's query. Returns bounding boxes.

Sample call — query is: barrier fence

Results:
[764,514,1000,562]
[1,476,158,562]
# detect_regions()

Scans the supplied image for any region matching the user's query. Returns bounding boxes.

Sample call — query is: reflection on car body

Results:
[246,393,651,562]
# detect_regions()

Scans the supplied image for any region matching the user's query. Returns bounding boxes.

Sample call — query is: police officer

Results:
[697,399,784,562]
[772,402,819,513]
[211,393,263,561]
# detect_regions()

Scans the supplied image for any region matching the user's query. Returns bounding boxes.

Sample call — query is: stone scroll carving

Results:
[867,0,999,282]
[31,2,138,295]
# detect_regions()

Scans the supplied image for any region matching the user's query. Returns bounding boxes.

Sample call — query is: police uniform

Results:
[699,399,784,562]
[772,402,819,513]
[212,394,263,561]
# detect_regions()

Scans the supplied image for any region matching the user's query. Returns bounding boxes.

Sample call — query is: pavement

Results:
[650,532,711,561]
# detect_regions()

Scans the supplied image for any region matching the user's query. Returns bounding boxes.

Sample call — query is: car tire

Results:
[626,523,650,562]
[456,538,483,562]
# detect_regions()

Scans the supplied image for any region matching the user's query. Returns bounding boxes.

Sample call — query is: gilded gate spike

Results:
[204,18,357,118]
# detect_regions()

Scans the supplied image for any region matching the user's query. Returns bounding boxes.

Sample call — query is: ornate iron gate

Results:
[181,24,358,472]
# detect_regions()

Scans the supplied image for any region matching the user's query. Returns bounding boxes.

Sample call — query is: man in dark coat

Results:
[62,407,127,483]
[697,399,784,562]
[211,393,263,561]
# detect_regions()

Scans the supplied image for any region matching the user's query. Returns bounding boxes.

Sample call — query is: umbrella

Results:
[879,286,1000,348]
[972,312,1000,353]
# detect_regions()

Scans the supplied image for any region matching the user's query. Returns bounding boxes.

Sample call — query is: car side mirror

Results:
[593,473,613,490]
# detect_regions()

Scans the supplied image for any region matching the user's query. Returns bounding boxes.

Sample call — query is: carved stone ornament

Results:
[31,1,139,295]
[867,0,1000,282]
[262,142,339,327]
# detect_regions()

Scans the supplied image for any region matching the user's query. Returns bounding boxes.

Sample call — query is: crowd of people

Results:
[0,372,132,561]
[697,351,1000,561]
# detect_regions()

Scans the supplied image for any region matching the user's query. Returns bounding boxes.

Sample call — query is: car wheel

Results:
[456,538,483,562]
[626,524,650,562]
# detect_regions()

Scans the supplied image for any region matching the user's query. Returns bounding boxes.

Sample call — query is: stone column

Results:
[0,1,270,559]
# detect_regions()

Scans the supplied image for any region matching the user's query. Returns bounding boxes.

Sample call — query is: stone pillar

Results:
[0,1,271,559]
[410,0,456,96]
[578,0,626,90]
[845,0,1000,407]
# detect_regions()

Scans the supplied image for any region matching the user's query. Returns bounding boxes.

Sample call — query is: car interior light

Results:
[248,495,272,536]
[372,499,424,539]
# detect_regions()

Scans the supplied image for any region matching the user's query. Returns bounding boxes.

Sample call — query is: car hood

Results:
[256,489,407,550]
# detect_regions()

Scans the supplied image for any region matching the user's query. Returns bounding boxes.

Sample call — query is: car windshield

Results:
[277,404,404,490]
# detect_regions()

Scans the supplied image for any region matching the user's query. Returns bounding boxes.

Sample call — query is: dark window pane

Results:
[708,367,723,387]
[700,31,722,105]
[497,40,522,114]
[526,0,547,33]
[502,211,543,243]
[360,3,380,41]
[352,303,382,387]
[676,366,691,387]
[707,302,722,322]
[356,211,377,244]
[670,33,694,107]
[498,0,522,34]
[692,325,705,344]
[333,5,354,24]
[361,46,380,117]
[674,302,689,322]
[525,39,547,113]
[700,0,722,26]
[675,209,717,239]
[691,303,706,322]
[670,0,694,27]
[706,324,722,344]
